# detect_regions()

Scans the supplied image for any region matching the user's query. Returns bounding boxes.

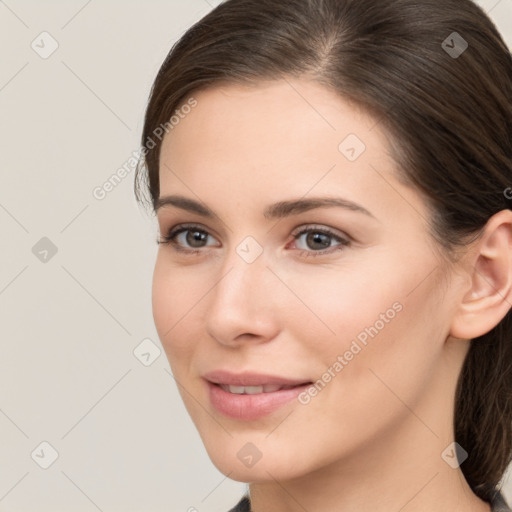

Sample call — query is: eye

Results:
[157,223,219,254]
[289,225,350,257]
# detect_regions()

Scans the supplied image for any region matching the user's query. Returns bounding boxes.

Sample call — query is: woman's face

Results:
[152,79,465,482]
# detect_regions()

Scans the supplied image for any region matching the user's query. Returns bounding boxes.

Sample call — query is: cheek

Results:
[151,257,201,364]
[289,255,441,391]
[278,264,443,459]
[285,262,398,347]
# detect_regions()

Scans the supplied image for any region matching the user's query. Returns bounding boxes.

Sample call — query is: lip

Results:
[203,370,311,387]
[203,370,313,421]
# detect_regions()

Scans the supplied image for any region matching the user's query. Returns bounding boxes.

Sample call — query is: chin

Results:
[203,438,312,483]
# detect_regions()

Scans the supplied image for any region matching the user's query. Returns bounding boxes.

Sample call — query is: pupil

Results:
[308,232,330,250]
[187,230,207,247]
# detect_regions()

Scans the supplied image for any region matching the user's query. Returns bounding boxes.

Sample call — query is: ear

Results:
[450,209,512,340]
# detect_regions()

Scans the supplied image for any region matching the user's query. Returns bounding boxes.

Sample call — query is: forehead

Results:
[159,79,384,181]
[164,79,378,150]
[156,78,428,229]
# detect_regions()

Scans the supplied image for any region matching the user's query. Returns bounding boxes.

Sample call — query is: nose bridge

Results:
[205,237,278,343]
[213,238,267,311]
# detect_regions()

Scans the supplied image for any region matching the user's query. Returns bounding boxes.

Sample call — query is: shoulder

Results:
[227,495,251,512]
[491,490,512,512]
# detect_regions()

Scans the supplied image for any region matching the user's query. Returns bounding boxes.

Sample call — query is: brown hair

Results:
[134,0,512,502]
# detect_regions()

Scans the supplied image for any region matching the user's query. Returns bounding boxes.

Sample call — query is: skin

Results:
[152,78,512,512]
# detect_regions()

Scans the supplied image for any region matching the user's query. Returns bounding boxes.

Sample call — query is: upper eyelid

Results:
[293,225,347,238]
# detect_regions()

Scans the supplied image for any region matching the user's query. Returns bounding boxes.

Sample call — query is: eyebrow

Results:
[155,194,376,220]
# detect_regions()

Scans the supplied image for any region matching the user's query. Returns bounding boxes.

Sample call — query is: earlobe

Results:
[450,209,512,340]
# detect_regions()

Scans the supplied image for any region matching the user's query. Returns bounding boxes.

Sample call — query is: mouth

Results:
[205,379,314,420]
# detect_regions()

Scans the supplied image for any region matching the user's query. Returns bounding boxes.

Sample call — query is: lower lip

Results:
[206,380,312,421]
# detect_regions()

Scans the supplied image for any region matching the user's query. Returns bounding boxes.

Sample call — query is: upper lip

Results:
[203,370,312,387]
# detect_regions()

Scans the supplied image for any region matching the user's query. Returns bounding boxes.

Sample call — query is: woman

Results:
[134,0,512,510]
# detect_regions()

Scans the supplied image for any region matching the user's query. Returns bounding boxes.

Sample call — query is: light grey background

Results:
[1,1,511,511]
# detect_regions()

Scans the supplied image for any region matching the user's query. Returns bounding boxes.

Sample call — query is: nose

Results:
[204,247,281,347]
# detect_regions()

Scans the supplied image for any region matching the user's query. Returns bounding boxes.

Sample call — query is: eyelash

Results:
[157,223,350,258]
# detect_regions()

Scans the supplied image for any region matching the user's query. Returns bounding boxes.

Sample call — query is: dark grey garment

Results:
[492,490,512,512]
[227,495,250,512]
[228,490,512,511]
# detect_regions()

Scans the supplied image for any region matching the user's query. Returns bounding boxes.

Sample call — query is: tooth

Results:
[220,384,291,394]
[227,385,246,394]
[262,384,281,392]
[244,385,263,394]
